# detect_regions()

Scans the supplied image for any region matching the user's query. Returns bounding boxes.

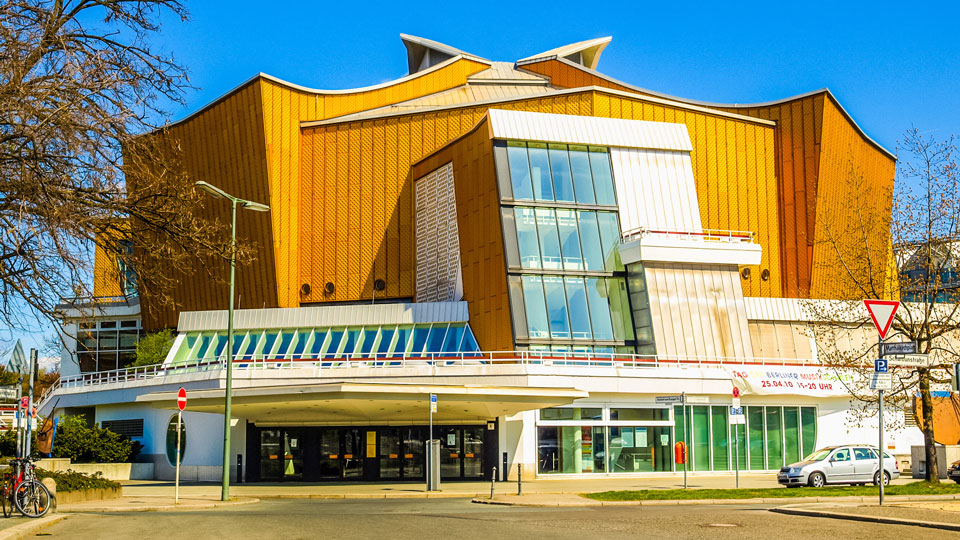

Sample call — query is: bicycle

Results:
[1,457,51,518]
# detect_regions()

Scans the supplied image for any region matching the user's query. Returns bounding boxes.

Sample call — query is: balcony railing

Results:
[621,227,755,244]
[39,350,819,407]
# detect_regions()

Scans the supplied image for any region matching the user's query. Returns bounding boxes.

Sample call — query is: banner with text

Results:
[724,365,854,397]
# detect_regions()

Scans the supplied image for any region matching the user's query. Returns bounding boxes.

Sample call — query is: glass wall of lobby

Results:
[249,424,494,482]
[536,405,817,475]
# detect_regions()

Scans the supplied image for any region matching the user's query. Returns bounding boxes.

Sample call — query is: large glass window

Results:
[522,276,550,339]
[711,406,729,471]
[783,407,801,465]
[548,144,575,202]
[565,278,592,339]
[568,145,595,204]
[765,407,783,470]
[556,209,583,270]
[537,426,606,474]
[607,278,634,340]
[585,278,615,340]
[535,208,562,270]
[507,141,533,200]
[528,143,553,201]
[577,211,604,271]
[747,406,765,470]
[597,212,623,271]
[692,406,710,471]
[801,407,817,457]
[589,147,617,205]
[515,207,541,268]
[543,276,570,339]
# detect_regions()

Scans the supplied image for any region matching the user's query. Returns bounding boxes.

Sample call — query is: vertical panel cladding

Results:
[372,119,387,285]
[810,99,895,299]
[133,80,277,330]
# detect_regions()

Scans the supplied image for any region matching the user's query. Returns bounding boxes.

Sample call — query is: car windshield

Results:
[804,448,833,461]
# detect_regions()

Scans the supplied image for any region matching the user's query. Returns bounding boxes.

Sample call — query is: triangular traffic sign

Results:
[7,340,26,374]
[864,299,899,339]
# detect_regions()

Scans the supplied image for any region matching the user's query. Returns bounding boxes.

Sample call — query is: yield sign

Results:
[864,299,899,339]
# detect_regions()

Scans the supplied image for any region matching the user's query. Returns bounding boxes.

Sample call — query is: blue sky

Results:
[7,0,959,359]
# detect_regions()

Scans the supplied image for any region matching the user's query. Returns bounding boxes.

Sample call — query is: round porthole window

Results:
[165,415,186,466]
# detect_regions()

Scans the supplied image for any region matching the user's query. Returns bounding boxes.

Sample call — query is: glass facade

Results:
[76,318,142,372]
[513,207,622,272]
[515,276,633,343]
[173,323,480,364]
[505,142,616,205]
[675,405,818,472]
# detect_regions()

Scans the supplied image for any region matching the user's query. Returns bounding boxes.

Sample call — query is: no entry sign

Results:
[177,387,187,411]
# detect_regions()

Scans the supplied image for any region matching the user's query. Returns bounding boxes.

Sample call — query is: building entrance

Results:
[252,424,495,482]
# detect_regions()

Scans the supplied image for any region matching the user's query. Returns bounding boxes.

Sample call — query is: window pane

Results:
[607,278,635,340]
[359,329,378,355]
[542,276,570,339]
[585,277,614,340]
[275,332,295,356]
[564,277,592,339]
[674,405,687,470]
[341,328,361,356]
[325,330,343,357]
[597,212,623,271]
[765,407,783,470]
[528,143,553,201]
[410,326,430,355]
[711,406,729,471]
[425,325,447,353]
[610,408,670,421]
[733,416,748,471]
[461,327,480,352]
[783,407,800,465]
[99,330,118,349]
[514,207,541,269]
[692,406,710,471]
[506,142,533,200]
[118,329,139,349]
[568,145,595,204]
[589,147,616,205]
[548,144,575,202]
[577,211,605,271]
[540,408,602,421]
[556,209,583,270]
[393,326,413,356]
[442,325,464,352]
[377,328,395,355]
[261,333,278,356]
[521,276,549,339]
[308,330,327,356]
[538,426,559,473]
[801,407,817,458]
[748,406,765,470]
[535,208,562,270]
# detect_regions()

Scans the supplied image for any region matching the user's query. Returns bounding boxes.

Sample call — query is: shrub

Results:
[131,329,174,367]
[51,415,142,463]
[36,469,120,493]
[0,428,41,459]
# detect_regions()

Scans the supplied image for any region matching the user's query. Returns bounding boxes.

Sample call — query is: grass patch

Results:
[583,481,960,501]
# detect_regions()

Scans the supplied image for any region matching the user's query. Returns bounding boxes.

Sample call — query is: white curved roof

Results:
[518,36,612,70]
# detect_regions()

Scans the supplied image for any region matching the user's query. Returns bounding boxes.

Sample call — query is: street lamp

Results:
[195,181,269,502]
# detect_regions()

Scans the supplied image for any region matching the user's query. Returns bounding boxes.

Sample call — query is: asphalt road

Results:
[35,499,960,540]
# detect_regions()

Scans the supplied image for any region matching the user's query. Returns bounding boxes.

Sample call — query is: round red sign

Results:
[177,387,187,411]
[732,387,740,398]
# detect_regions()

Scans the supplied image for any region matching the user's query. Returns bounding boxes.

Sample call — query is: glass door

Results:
[342,428,363,479]
[379,429,401,480]
[402,428,424,480]
[318,429,340,479]
[259,429,282,481]
[463,427,483,478]
[438,427,461,478]
[283,430,304,480]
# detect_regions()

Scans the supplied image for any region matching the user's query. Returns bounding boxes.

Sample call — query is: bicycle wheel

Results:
[1,484,10,518]
[14,481,50,518]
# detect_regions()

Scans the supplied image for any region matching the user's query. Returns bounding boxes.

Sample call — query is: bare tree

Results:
[809,129,959,483]
[0,1,251,332]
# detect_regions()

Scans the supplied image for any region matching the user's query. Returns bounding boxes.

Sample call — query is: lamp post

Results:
[194,181,269,502]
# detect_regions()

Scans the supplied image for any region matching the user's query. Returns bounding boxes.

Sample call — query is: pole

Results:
[682,392,687,489]
[428,393,434,491]
[878,334,884,506]
[25,349,36,458]
[175,409,181,504]
[14,373,22,459]
[221,200,237,502]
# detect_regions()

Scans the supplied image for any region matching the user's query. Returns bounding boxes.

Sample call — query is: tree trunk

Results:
[919,372,940,483]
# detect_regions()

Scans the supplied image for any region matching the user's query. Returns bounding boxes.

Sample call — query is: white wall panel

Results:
[610,148,702,234]
[414,162,462,303]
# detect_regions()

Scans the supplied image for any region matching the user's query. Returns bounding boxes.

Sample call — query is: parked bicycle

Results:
[1,457,52,518]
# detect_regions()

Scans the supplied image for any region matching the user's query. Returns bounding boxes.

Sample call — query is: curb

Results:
[59,497,260,513]
[0,514,67,540]
[256,492,485,500]
[472,493,960,508]
[771,504,960,532]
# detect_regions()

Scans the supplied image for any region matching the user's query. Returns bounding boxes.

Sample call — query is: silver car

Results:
[777,445,900,488]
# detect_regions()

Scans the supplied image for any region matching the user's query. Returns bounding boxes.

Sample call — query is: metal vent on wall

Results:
[101,418,144,438]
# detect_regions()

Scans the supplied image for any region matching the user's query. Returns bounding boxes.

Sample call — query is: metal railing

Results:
[39,350,819,406]
[621,227,755,244]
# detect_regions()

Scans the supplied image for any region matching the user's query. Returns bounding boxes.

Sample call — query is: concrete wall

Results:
[42,458,153,481]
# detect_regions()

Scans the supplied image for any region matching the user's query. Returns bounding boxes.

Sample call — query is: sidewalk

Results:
[58,495,260,513]
[773,501,960,532]
[119,473,908,499]
[473,492,960,508]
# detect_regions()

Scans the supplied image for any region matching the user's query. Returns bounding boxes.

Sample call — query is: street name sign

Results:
[870,372,892,390]
[655,395,684,404]
[685,395,710,404]
[864,299,900,339]
[888,354,932,368]
[881,341,918,356]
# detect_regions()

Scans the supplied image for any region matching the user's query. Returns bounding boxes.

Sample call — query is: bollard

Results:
[490,467,496,499]
[517,463,522,496]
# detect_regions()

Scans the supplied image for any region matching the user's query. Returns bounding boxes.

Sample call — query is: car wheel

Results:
[873,471,891,486]
[808,472,825,488]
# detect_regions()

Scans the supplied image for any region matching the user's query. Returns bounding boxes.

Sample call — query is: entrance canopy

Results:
[136,382,586,424]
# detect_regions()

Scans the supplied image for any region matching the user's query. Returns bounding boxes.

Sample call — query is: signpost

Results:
[731,387,742,488]
[864,299,899,507]
[176,387,186,504]
[427,394,437,491]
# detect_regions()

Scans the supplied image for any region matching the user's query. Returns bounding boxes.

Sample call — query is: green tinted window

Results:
[711,406,729,471]
[765,407,783,469]
[783,407,801,465]
[692,406,710,471]
[801,407,817,457]
[747,406,765,470]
